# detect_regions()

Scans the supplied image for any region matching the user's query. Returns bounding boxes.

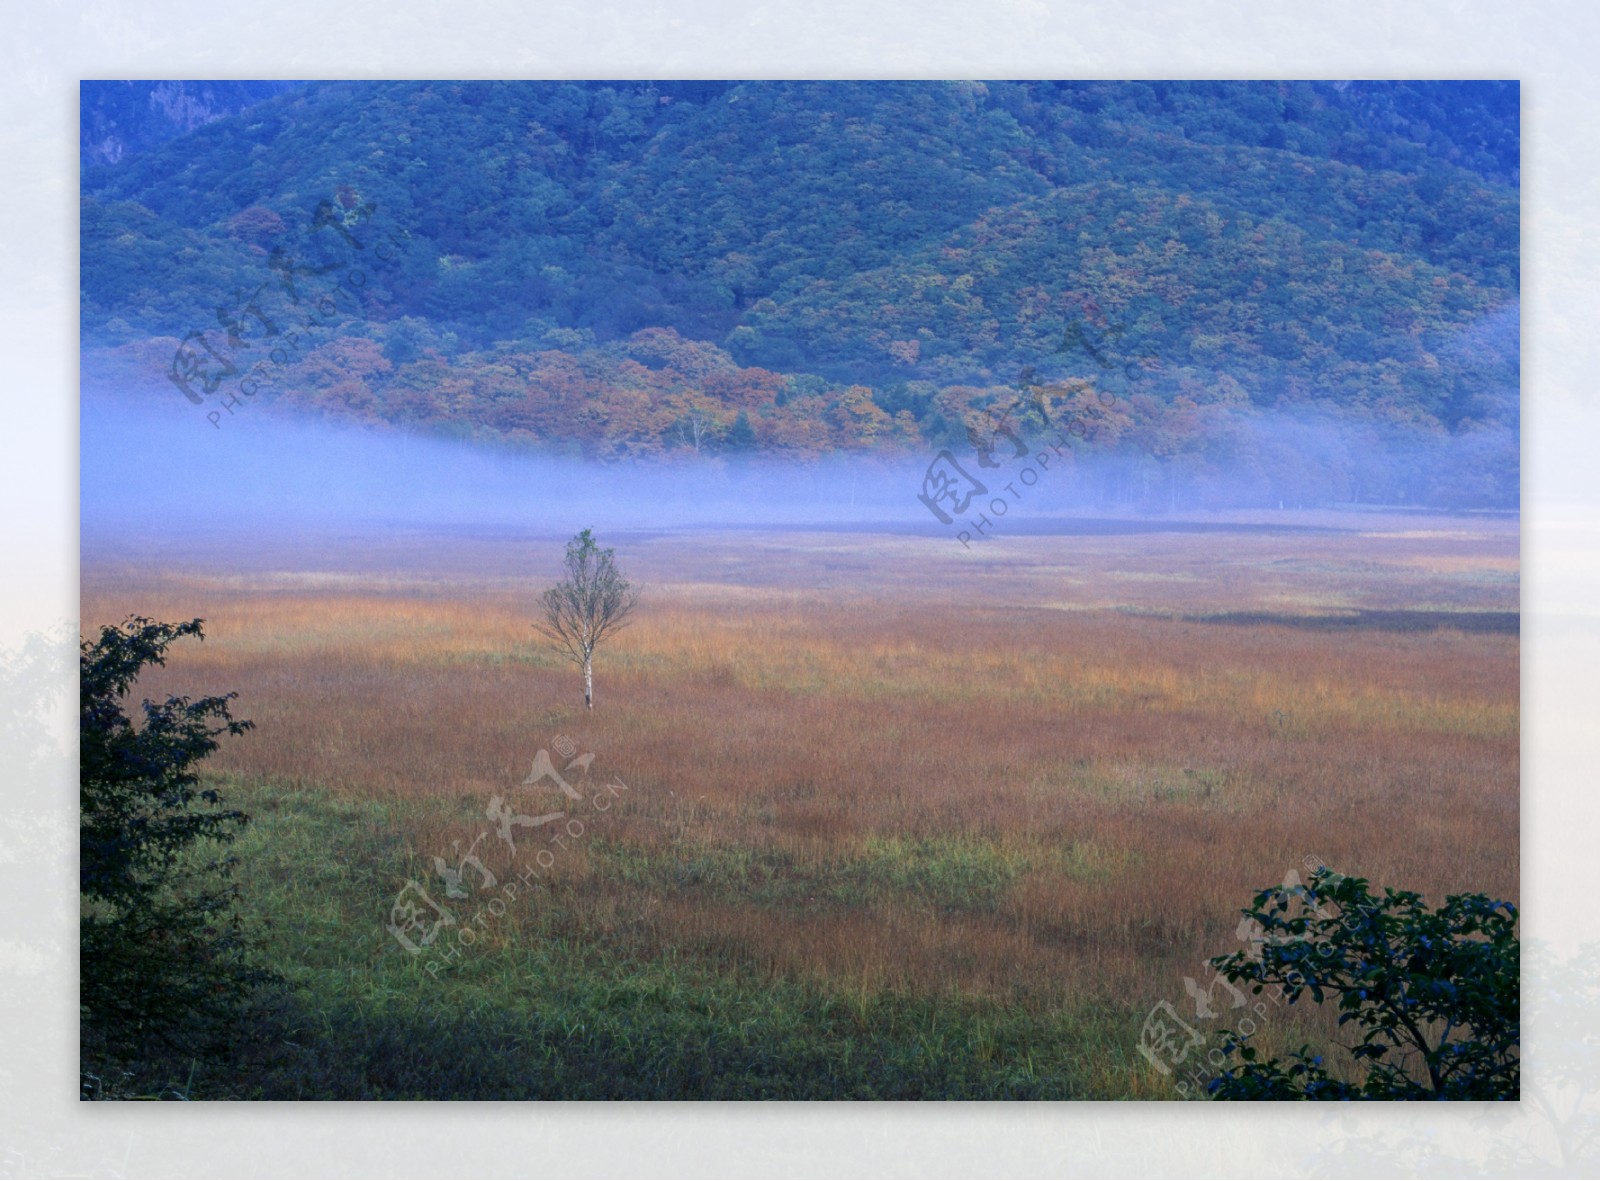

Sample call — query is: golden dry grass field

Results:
[80,512,1518,1098]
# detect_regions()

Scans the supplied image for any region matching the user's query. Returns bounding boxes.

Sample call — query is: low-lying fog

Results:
[81,387,1517,550]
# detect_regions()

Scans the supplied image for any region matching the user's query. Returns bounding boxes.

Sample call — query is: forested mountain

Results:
[80,80,1519,508]
[79,81,301,168]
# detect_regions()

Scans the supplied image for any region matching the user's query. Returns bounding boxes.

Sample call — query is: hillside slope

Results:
[80,79,1519,508]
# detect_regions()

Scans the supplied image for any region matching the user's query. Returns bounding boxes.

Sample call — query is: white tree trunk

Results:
[584,655,593,709]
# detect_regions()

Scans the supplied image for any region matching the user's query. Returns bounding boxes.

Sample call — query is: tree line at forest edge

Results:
[81,80,1519,509]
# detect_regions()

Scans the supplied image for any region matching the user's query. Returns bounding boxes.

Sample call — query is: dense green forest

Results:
[79,80,300,168]
[80,80,1519,508]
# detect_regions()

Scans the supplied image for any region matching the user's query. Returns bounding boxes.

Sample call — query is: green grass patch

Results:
[590,833,1028,914]
[99,777,1160,1099]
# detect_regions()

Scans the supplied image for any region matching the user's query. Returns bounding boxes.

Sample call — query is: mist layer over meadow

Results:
[82,380,1515,550]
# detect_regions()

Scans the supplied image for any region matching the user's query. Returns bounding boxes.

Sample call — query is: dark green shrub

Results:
[1207,867,1518,1100]
[80,616,271,1076]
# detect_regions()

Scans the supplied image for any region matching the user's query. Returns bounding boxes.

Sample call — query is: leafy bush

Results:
[1207,867,1518,1099]
[80,616,272,1075]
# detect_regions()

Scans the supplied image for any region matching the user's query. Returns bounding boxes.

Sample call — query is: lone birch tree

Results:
[534,528,639,710]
